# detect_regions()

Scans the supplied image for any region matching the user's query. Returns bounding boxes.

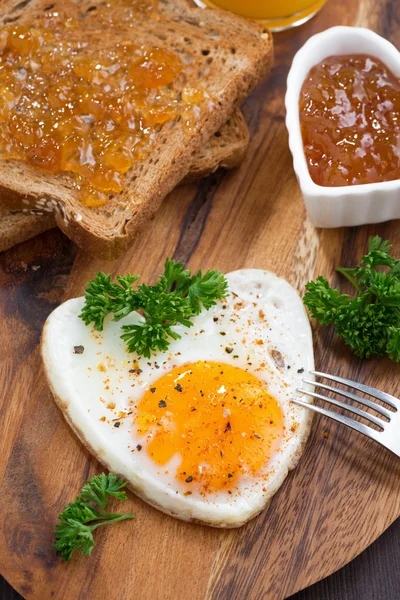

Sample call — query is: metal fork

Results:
[292,370,400,457]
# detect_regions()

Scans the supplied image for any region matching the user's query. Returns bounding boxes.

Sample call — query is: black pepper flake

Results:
[73,345,84,354]
[259,403,263,408]
[297,367,305,374]
[158,400,167,408]
[136,444,142,451]
[233,355,239,359]
[190,407,197,412]
[254,434,261,439]
[220,450,223,458]
[213,317,219,322]
[155,364,160,369]
[287,365,291,369]
[224,421,232,433]
[185,475,193,483]
[220,331,226,336]
[227,473,233,478]
[114,422,120,428]
[150,387,157,394]
[175,384,183,392]
[129,368,142,374]
[222,305,227,309]
[225,347,233,354]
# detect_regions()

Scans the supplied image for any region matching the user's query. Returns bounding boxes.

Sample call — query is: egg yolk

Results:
[134,361,284,493]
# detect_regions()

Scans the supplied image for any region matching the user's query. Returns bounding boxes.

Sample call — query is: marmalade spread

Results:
[0,0,208,206]
[300,54,400,187]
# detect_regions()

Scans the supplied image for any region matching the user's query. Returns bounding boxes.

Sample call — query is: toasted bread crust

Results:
[182,110,249,183]
[0,207,55,252]
[0,110,249,253]
[0,0,273,260]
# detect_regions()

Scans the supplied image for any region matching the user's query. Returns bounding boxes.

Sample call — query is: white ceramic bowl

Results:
[285,26,400,228]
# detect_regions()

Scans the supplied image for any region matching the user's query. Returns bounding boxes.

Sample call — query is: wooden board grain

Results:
[1,1,400,599]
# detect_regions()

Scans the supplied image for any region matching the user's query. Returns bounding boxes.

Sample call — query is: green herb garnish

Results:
[79,258,229,358]
[54,473,135,562]
[303,236,400,361]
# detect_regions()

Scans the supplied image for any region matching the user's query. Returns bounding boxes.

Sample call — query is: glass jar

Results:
[194,0,327,31]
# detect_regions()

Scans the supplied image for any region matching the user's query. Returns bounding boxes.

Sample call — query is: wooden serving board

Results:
[1,1,400,598]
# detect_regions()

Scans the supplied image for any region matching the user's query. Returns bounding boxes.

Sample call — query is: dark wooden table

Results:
[1,517,400,599]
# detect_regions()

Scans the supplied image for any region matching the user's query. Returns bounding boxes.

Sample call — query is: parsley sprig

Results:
[79,258,228,358]
[54,473,135,562]
[303,236,400,361]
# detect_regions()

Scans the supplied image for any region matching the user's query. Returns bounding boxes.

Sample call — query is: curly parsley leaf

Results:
[79,259,228,357]
[54,473,135,562]
[187,269,229,313]
[80,472,129,509]
[158,257,193,293]
[303,236,400,361]
[79,272,140,330]
[387,327,400,361]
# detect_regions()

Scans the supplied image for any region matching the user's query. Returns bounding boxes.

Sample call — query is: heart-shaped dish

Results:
[285,26,400,228]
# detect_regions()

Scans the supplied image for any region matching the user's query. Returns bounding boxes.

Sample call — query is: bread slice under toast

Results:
[0,207,54,253]
[0,109,249,253]
[0,0,272,260]
[182,109,249,184]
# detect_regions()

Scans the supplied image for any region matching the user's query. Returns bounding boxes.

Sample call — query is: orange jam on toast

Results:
[0,1,208,206]
[300,55,400,187]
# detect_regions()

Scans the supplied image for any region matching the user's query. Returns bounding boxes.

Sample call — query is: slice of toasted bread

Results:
[182,110,249,184]
[0,109,249,252]
[0,0,272,260]
[0,207,54,253]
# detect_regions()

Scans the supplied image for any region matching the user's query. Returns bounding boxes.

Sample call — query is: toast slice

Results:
[0,109,249,252]
[0,0,272,260]
[182,110,249,184]
[0,207,54,253]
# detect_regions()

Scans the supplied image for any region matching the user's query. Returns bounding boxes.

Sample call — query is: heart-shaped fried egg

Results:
[42,269,314,527]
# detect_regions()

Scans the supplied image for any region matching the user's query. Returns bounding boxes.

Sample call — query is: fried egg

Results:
[41,269,314,527]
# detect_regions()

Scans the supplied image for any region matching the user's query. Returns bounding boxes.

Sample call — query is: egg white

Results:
[41,269,314,527]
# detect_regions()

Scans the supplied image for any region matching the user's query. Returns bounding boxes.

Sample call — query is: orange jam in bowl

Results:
[0,1,209,207]
[300,55,400,187]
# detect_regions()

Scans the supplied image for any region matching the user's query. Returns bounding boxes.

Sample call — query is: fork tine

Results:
[292,399,382,445]
[311,370,399,411]
[296,389,385,429]
[302,379,393,421]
